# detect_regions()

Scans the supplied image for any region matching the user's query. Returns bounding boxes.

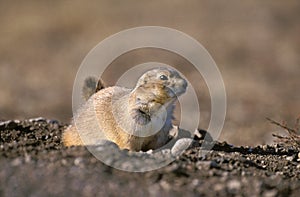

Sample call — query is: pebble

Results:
[210,160,220,169]
[74,157,83,166]
[171,138,193,156]
[160,180,171,191]
[191,179,199,186]
[196,161,211,170]
[0,120,13,127]
[214,183,224,191]
[28,117,46,122]
[94,140,120,151]
[11,158,22,166]
[227,179,241,191]
[286,156,293,161]
[146,149,153,154]
[61,159,68,165]
[262,145,268,151]
[263,189,277,197]
[25,153,31,163]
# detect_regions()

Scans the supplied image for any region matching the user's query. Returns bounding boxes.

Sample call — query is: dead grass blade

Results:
[267,116,300,147]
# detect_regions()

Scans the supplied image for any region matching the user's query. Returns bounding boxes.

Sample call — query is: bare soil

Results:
[1,118,299,197]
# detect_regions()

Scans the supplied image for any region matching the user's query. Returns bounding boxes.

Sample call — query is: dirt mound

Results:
[1,118,299,196]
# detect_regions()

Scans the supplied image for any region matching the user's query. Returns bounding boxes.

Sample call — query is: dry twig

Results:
[267,116,300,147]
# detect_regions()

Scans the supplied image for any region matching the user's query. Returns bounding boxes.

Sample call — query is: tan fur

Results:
[63,68,187,151]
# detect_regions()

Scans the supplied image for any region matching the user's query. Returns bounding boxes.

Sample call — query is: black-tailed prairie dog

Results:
[63,67,188,151]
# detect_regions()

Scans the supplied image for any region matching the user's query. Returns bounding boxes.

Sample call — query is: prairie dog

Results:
[63,67,188,151]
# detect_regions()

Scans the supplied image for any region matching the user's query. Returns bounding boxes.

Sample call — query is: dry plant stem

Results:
[267,117,300,147]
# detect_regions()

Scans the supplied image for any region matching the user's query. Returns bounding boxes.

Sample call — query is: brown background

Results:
[0,0,299,146]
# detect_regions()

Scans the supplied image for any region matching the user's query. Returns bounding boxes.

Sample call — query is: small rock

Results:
[74,157,83,166]
[0,120,12,127]
[148,184,161,196]
[94,140,119,151]
[121,161,135,171]
[14,120,21,124]
[146,149,153,154]
[214,183,224,191]
[262,145,268,151]
[47,119,59,124]
[160,180,171,191]
[286,156,293,161]
[248,147,253,153]
[191,179,199,186]
[161,149,171,155]
[263,189,277,197]
[171,138,193,156]
[7,121,18,130]
[193,129,213,142]
[25,153,31,163]
[29,117,46,122]
[196,161,211,170]
[210,160,220,169]
[227,179,241,192]
[11,158,22,166]
[98,139,118,147]
[61,159,68,165]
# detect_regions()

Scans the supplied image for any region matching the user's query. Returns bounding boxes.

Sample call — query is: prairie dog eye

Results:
[159,75,168,80]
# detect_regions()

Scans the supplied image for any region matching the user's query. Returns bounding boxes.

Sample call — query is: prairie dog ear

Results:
[82,76,98,101]
[96,78,106,92]
[82,77,107,101]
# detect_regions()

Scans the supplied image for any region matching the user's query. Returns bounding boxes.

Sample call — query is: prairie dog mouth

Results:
[169,78,188,97]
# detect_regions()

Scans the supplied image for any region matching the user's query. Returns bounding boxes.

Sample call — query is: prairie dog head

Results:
[136,67,188,98]
[129,68,188,126]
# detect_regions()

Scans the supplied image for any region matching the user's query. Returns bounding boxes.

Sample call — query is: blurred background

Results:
[0,0,299,146]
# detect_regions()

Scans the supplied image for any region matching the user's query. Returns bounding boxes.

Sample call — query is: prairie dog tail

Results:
[82,77,106,100]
